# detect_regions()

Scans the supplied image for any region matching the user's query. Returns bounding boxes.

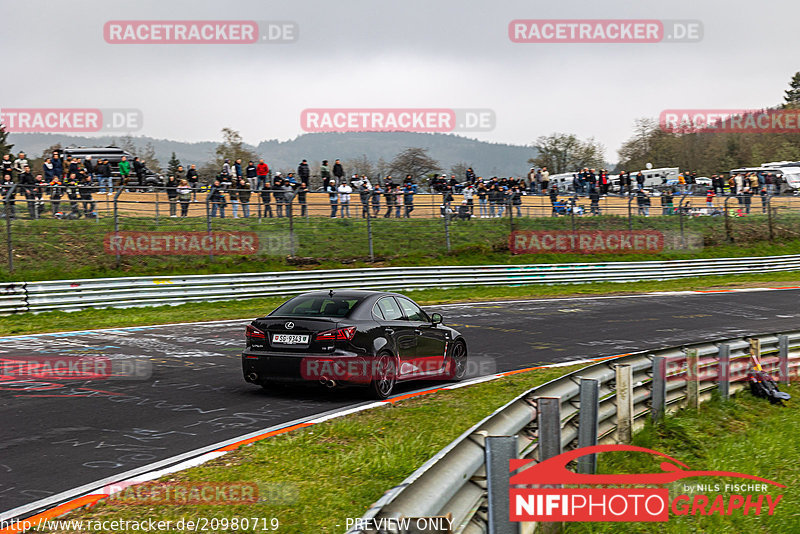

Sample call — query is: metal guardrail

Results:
[351,330,800,534]
[3,253,800,314]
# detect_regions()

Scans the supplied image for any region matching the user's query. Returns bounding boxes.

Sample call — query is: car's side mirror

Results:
[431,313,443,325]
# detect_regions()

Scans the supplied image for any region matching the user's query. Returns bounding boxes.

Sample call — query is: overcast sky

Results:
[2,0,798,163]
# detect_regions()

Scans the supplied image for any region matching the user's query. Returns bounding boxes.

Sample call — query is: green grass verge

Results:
[3,271,800,336]
[3,213,800,282]
[565,385,799,533]
[43,363,588,534]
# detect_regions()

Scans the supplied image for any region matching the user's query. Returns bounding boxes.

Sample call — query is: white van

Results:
[612,167,679,191]
[731,165,800,192]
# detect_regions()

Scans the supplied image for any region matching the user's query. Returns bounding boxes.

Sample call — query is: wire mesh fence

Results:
[0,182,799,280]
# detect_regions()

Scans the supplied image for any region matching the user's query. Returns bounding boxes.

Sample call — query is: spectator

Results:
[208,179,226,218]
[49,175,64,217]
[549,185,560,216]
[2,174,16,219]
[463,183,475,215]
[234,159,243,182]
[359,182,371,218]
[175,165,186,184]
[511,185,523,217]
[256,159,269,190]
[442,185,454,214]
[477,183,488,218]
[260,181,273,218]
[222,159,232,181]
[68,157,79,177]
[297,182,307,217]
[383,183,395,218]
[338,180,352,218]
[186,164,199,201]
[43,158,54,182]
[333,159,344,183]
[371,183,381,217]
[457,200,471,220]
[165,175,179,217]
[245,161,257,191]
[94,159,110,195]
[238,177,252,218]
[541,167,550,194]
[402,183,415,218]
[326,179,338,218]
[64,173,81,218]
[13,152,28,177]
[706,188,715,209]
[274,178,286,217]
[488,184,502,218]
[298,159,310,186]
[118,156,131,189]
[527,168,537,194]
[79,174,97,218]
[229,178,240,218]
[1,155,13,179]
[636,171,645,191]
[636,189,650,216]
[320,160,331,185]
[662,189,674,215]
[589,187,600,215]
[18,165,37,218]
[465,167,476,183]
[84,155,96,188]
[741,185,752,214]
[133,157,146,188]
[177,179,192,217]
[51,151,63,179]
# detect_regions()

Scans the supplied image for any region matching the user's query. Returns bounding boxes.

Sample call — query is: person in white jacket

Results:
[338,182,352,218]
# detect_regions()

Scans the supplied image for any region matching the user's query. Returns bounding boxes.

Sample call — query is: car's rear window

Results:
[272,296,361,317]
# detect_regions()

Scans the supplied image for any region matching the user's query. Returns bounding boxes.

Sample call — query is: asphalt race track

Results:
[1,288,800,516]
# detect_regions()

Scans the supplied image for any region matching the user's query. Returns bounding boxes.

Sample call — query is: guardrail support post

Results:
[615,364,633,444]
[718,344,731,400]
[537,397,562,461]
[485,436,519,534]
[577,378,599,474]
[651,356,666,423]
[686,348,699,410]
[778,335,790,385]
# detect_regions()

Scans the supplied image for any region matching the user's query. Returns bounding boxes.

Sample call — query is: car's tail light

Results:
[315,326,357,341]
[246,325,266,340]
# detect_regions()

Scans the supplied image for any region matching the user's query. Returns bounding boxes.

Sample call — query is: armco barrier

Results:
[4,253,800,314]
[350,330,800,534]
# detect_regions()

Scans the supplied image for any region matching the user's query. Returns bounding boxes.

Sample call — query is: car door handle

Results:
[414,329,422,335]
[385,328,394,335]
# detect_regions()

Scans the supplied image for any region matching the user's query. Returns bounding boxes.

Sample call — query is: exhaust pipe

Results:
[319,376,337,388]
[247,373,258,382]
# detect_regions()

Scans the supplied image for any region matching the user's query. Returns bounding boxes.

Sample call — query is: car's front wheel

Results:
[444,340,468,381]
[368,352,398,400]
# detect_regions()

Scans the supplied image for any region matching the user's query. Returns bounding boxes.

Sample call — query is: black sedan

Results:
[242,290,468,399]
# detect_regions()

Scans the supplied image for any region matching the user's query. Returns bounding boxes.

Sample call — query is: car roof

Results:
[295,290,405,299]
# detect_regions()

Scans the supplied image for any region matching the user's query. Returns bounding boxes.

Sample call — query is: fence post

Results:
[778,335,790,386]
[651,356,666,423]
[724,196,732,242]
[537,397,562,461]
[444,207,451,252]
[366,204,374,261]
[288,193,296,256]
[686,348,699,409]
[615,364,633,444]
[485,435,519,534]
[113,187,121,269]
[205,196,213,260]
[3,184,16,273]
[577,378,599,475]
[627,195,634,231]
[718,343,730,400]
[767,195,774,241]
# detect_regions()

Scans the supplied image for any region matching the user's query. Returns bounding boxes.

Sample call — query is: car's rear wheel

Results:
[444,340,468,381]
[368,352,398,400]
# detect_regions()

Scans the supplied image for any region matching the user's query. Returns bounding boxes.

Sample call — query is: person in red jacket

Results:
[256,159,269,190]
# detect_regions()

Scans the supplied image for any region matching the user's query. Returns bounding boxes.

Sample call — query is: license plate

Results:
[272,334,309,345]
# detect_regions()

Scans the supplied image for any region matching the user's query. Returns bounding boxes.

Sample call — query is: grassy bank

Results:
[3,271,800,336]
[565,385,799,533]
[45,363,588,534]
[2,213,800,282]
